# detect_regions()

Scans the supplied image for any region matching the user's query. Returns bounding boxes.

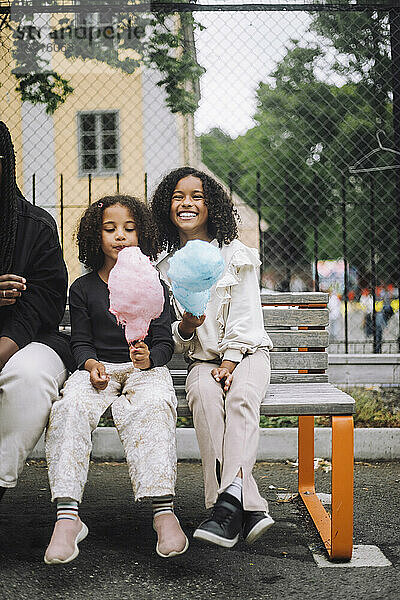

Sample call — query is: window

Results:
[75,8,118,51]
[78,111,120,176]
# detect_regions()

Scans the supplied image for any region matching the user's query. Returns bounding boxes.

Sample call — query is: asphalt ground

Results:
[0,460,399,600]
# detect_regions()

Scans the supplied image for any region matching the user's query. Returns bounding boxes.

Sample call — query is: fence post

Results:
[341,173,349,354]
[88,173,92,206]
[369,174,378,353]
[389,6,400,352]
[116,173,120,194]
[32,173,35,206]
[60,174,64,254]
[256,171,262,288]
[313,172,319,292]
[284,180,291,288]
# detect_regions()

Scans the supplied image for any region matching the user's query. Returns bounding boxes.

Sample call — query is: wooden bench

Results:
[168,292,355,562]
[60,291,355,561]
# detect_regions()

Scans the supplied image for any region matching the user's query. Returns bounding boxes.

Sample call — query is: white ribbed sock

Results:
[56,498,79,521]
[152,495,174,518]
[224,476,243,503]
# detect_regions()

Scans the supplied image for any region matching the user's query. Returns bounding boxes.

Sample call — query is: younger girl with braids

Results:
[0,121,71,503]
[44,195,188,565]
[152,167,274,549]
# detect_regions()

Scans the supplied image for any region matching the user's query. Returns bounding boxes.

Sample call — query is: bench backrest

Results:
[168,291,329,384]
[261,291,329,384]
[60,291,330,384]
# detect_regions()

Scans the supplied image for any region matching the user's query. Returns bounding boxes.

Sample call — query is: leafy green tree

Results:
[199,128,245,194]
[310,6,392,125]
[200,14,398,284]
[2,1,204,114]
[201,41,346,271]
[310,5,398,283]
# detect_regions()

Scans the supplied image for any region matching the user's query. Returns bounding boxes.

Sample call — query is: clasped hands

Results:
[0,274,26,307]
[86,342,151,391]
[178,312,237,392]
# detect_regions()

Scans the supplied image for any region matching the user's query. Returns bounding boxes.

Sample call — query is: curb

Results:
[329,353,400,387]
[30,427,400,461]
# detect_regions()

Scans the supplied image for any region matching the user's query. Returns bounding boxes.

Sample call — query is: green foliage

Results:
[177,416,193,428]
[200,13,398,282]
[316,387,400,428]
[199,128,246,194]
[14,72,74,115]
[9,3,204,115]
[347,387,400,428]
[310,7,392,122]
[11,18,74,114]
[260,415,298,428]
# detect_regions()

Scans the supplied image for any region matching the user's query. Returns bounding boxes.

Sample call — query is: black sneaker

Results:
[242,511,274,544]
[193,493,243,548]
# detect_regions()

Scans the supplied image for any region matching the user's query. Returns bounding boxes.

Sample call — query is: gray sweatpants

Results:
[0,342,68,488]
[186,350,270,511]
[46,363,177,502]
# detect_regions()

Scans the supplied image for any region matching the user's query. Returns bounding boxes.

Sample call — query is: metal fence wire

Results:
[1,1,400,353]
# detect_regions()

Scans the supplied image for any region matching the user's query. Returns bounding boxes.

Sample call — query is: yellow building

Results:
[1,9,262,283]
[1,9,199,281]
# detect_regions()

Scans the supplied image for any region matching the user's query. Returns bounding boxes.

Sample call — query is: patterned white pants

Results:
[46,363,177,502]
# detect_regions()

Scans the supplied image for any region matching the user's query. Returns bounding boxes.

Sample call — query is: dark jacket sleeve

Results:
[69,280,98,370]
[1,221,67,349]
[147,281,174,367]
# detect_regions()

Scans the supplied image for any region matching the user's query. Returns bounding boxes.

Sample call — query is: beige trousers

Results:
[186,350,270,511]
[46,363,177,502]
[0,342,68,488]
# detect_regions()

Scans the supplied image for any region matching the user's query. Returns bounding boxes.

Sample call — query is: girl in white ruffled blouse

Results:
[152,168,275,550]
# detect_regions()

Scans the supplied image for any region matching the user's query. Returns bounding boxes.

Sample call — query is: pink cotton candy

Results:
[108,246,164,343]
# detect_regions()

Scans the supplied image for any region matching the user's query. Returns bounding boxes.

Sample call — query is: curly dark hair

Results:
[151,167,239,251]
[77,194,161,270]
[0,122,18,274]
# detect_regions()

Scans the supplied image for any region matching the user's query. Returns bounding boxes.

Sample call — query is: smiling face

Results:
[169,175,211,245]
[101,203,138,269]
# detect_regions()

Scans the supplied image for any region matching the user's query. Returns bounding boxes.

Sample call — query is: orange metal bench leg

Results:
[331,415,354,560]
[298,415,354,561]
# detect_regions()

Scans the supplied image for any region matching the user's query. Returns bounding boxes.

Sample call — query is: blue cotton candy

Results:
[168,240,225,317]
[171,285,210,318]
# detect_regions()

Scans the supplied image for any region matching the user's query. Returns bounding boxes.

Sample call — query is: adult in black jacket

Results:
[0,121,72,501]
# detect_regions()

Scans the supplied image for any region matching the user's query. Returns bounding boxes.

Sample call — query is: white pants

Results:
[46,363,178,502]
[0,342,68,488]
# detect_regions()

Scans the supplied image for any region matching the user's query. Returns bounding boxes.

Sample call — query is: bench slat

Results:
[270,373,329,383]
[271,352,327,370]
[169,352,328,371]
[269,330,329,348]
[267,383,350,398]
[171,371,329,385]
[261,292,328,305]
[263,308,329,327]
[176,383,354,417]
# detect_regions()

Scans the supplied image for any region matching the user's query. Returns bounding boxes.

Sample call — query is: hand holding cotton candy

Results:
[167,240,224,317]
[108,246,164,343]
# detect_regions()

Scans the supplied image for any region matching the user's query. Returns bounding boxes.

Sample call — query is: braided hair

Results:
[77,194,161,270]
[151,167,239,252]
[0,122,18,274]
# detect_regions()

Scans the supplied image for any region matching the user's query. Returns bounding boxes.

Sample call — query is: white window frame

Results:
[77,110,121,177]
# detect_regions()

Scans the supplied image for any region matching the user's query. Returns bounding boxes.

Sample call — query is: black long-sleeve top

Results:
[70,271,174,369]
[0,195,73,371]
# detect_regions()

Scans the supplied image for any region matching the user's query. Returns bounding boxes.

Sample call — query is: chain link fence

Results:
[1,1,400,353]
